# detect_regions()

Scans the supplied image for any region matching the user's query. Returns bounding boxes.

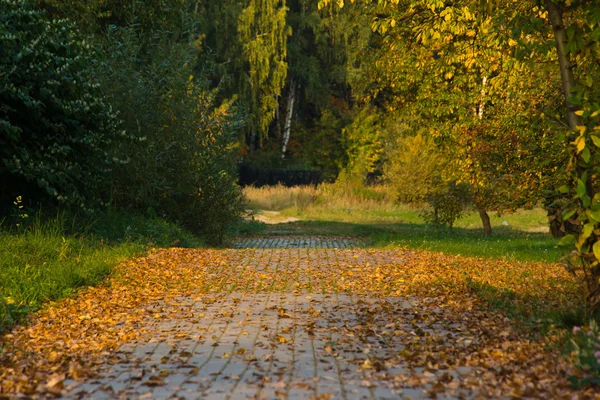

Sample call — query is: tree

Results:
[0,1,129,210]
[537,0,600,311]
[238,0,290,148]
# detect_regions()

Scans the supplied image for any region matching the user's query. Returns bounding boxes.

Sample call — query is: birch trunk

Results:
[281,81,296,159]
[478,76,487,119]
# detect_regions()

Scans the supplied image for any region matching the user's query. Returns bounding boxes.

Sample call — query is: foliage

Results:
[548,0,600,313]
[37,0,192,34]
[420,182,470,232]
[569,321,600,387]
[338,107,384,185]
[385,132,448,205]
[238,0,290,140]
[96,27,244,242]
[0,1,129,211]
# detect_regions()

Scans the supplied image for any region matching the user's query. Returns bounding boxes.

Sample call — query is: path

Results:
[0,237,583,399]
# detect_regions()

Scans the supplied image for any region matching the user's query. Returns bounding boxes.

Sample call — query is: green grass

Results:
[0,211,202,330]
[243,184,562,263]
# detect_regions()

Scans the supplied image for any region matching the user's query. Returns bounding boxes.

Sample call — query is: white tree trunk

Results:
[477,76,487,119]
[281,82,296,159]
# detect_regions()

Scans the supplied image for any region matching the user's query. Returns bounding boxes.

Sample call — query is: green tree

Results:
[238,0,290,148]
[97,26,244,242]
[0,1,129,210]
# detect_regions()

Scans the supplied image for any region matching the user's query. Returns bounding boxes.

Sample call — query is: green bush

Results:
[0,1,130,211]
[420,182,470,232]
[96,27,244,242]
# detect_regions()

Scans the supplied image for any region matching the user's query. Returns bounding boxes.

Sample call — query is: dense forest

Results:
[1,0,600,305]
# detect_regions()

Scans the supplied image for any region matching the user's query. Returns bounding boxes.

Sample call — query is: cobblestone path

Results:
[233,236,356,249]
[65,294,474,400]
[19,237,562,399]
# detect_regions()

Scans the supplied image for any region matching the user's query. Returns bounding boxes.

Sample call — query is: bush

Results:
[96,26,245,241]
[420,182,470,232]
[570,321,600,387]
[0,1,130,211]
[385,132,448,204]
[339,107,384,185]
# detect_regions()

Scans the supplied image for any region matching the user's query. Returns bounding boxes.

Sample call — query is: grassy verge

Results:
[0,211,202,330]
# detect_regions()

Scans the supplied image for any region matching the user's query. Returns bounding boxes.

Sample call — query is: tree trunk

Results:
[478,76,487,119]
[547,207,565,238]
[281,81,296,159]
[545,1,594,226]
[478,208,492,235]
[545,0,580,131]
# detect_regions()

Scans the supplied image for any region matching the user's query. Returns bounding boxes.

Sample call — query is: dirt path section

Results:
[245,210,301,225]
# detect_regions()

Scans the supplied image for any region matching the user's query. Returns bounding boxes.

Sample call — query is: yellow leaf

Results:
[576,137,586,153]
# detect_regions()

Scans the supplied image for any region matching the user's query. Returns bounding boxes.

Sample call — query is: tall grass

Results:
[0,211,201,329]
[244,182,396,212]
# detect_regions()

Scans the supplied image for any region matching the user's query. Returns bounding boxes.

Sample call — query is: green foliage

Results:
[569,321,600,388]
[420,182,471,232]
[96,26,244,242]
[296,109,348,180]
[542,1,600,313]
[0,1,128,210]
[238,0,290,139]
[37,0,192,34]
[338,107,384,185]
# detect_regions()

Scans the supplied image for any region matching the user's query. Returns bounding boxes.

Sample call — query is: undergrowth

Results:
[0,211,202,330]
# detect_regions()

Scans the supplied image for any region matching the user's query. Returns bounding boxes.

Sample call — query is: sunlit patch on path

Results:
[0,237,583,398]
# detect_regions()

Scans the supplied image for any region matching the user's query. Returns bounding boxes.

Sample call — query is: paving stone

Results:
[59,237,495,400]
[234,236,357,249]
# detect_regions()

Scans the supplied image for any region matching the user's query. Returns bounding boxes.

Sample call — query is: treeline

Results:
[1,0,247,242]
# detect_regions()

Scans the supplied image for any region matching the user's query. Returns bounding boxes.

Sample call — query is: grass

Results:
[243,183,594,339]
[0,211,202,330]
[243,183,562,263]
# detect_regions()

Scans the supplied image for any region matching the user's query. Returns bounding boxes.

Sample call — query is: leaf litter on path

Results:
[0,245,597,398]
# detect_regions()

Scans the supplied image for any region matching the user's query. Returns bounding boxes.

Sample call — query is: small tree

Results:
[385,132,448,204]
[420,182,470,233]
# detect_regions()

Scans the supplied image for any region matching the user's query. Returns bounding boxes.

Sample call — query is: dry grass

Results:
[243,183,396,212]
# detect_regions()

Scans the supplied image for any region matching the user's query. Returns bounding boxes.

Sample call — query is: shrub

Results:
[96,26,244,241]
[339,107,384,185]
[384,132,447,204]
[420,182,470,232]
[0,1,129,211]
[570,321,600,387]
